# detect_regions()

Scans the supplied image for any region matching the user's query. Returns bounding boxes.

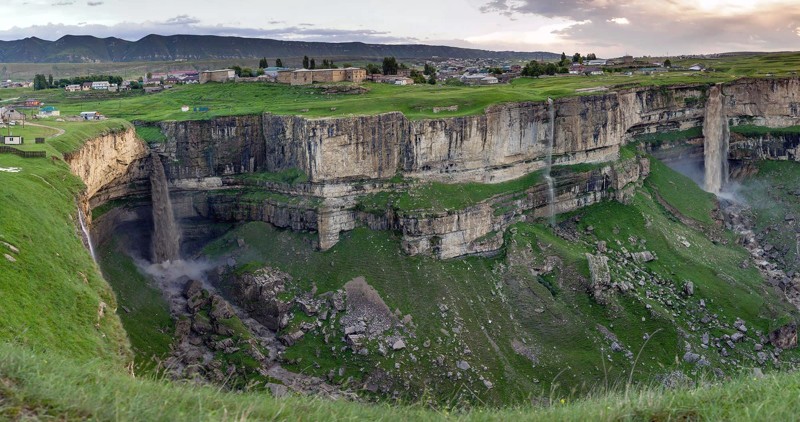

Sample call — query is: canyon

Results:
[66,77,800,260]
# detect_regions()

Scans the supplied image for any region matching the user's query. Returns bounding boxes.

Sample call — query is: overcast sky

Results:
[0,0,798,57]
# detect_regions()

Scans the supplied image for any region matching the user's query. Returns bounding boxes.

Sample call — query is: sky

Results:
[0,0,798,57]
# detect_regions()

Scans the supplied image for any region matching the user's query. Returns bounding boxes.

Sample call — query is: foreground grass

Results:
[1,342,800,421]
[0,153,130,363]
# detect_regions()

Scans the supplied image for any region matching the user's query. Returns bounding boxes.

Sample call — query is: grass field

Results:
[3,67,735,123]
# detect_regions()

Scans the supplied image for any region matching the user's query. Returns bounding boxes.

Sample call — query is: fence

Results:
[0,146,46,158]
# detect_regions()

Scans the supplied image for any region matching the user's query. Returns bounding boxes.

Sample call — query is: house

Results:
[480,76,499,85]
[65,84,81,92]
[79,111,101,120]
[584,67,604,76]
[688,64,705,71]
[91,81,110,90]
[2,136,23,145]
[0,107,24,122]
[24,99,41,107]
[108,83,119,92]
[81,82,92,91]
[568,64,585,75]
[586,59,607,66]
[371,75,414,85]
[199,69,236,84]
[144,86,164,94]
[38,106,60,117]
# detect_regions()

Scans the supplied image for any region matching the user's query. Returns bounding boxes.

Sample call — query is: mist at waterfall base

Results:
[141,152,217,290]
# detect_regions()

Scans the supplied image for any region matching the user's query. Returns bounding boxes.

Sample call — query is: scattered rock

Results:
[267,383,289,398]
[769,324,797,349]
[2,242,19,254]
[683,352,701,364]
[392,339,406,351]
[631,251,656,263]
[752,368,765,379]
[456,360,470,371]
[4,254,16,263]
[683,281,694,297]
[731,332,745,343]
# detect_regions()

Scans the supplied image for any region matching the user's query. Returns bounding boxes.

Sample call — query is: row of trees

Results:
[521,61,569,78]
[34,74,124,90]
[258,57,284,68]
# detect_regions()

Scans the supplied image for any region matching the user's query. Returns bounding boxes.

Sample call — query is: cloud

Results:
[164,15,200,25]
[52,1,74,5]
[481,0,800,55]
[0,17,418,45]
[86,1,102,5]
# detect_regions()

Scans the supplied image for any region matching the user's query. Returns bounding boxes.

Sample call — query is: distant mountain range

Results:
[0,34,558,63]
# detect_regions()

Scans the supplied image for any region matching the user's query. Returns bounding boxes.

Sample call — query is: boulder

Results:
[392,339,406,351]
[769,324,798,349]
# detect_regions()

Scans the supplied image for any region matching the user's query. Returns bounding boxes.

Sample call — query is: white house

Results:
[65,84,81,92]
[688,64,705,71]
[80,111,99,120]
[91,81,110,90]
[38,106,60,117]
[3,136,23,145]
[480,76,499,85]
[586,59,607,66]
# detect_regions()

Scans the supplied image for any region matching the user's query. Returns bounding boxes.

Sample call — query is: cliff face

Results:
[63,127,150,218]
[156,78,798,188]
[76,77,800,258]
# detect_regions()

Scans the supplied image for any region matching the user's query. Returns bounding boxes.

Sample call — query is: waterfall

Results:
[544,98,556,227]
[77,207,97,263]
[150,152,181,263]
[703,85,730,194]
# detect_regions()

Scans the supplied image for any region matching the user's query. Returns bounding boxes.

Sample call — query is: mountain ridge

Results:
[0,34,558,63]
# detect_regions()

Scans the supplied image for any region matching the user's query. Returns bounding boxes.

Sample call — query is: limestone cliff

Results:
[63,127,149,219]
[76,77,800,259]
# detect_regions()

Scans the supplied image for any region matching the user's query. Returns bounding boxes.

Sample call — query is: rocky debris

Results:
[392,339,406,350]
[731,332,745,343]
[4,254,16,263]
[226,267,293,331]
[456,360,471,371]
[683,352,701,364]
[683,281,694,297]
[770,324,798,349]
[631,251,656,263]
[267,383,289,398]
[659,371,694,389]
[329,290,346,312]
[511,340,539,364]
[340,277,403,340]
[734,319,748,333]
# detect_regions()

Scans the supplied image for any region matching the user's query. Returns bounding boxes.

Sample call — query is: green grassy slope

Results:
[0,152,130,363]
[193,158,797,406]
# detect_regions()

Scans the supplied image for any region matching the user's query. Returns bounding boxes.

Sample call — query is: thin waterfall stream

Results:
[150,152,181,263]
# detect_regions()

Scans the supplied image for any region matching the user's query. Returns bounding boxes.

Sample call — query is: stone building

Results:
[276,68,367,85]
[200,69,236,84]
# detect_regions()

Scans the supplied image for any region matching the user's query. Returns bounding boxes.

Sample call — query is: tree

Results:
[310,58,316,69]
[259,57,268,68]
[302,56,309,69]
[664,59,672,68]
[488,67,504,75]
[342,63,353,68]
[47,74,53,88]
[410,70,426,84]
[560,52,567,65]
[231,65,243,77]
[366,63,381,75]
[275,58,283,67]
[427,73,437,85]
[522,60,544,78]
[33,74,48,90]
[572,53,581,63]
[382,57,399,75]
[586,53,597,61]
[146,72,152,80]
[423,63,436,76]
[544,63,557,76]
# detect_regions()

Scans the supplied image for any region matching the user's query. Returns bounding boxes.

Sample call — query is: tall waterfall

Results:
[544,98,556,227]
[150,152,181,263]
[703,85,730,194]
[77,207,97,263]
